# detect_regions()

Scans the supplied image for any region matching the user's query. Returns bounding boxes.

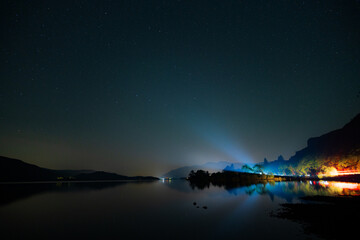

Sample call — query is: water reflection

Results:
[271,181,360,240]
[3,180,359,208]
[2,180,358,240]
[0,181,151,207]
[317,181,360,195]
[188,180,360,202]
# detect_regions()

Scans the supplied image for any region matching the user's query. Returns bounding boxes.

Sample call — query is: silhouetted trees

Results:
[241,164,253,172]
[188,170,210,180]
[187,168,284,190]
[253,164,264,174]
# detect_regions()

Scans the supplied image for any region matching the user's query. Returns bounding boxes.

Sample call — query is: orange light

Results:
[318,167,339,177]
[318,168,360,178]
[318,181,360,195]
[331,182,360,190]
[328,168,338,176]
[337,170,360,176]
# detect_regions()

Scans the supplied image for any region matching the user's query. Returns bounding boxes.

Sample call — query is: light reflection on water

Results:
[317,181,360,195]
[187,180,360,201]
[0,180,358,240]
[264,180,360,199]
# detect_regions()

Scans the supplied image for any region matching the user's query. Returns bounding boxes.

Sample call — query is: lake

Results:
[1,180,359,239]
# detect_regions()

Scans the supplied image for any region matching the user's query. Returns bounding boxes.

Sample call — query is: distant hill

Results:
[75,171,158,181]
[0,156,58,181]
[264,113,360,176]
[162,161,244,178]
[54,169,95,177]
[0,156,158,182]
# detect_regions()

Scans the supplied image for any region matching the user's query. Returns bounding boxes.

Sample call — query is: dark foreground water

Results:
[1,180,359,240]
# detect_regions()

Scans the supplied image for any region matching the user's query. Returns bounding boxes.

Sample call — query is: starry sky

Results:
[1,0,360,176]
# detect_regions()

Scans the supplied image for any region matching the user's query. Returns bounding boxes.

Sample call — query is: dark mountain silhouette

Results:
[0,156,158,182]
[289,113,360,162]
[264,113,360,175]
[54,169,95,177]
[75,171,158,181]
[75,171,129,180]
[0,156,59,181]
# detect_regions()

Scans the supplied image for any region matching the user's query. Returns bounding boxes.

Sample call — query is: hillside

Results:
[264,113,360,176]
[0,156,58,181]
[75,171,158,181]
[0,156,158,182]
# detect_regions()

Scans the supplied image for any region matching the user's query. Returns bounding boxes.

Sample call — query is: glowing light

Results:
[318,167,338,178]
[193,122,254,164]
[328,168,339,176]
[331,182,360,190]
[337,170,360,176]
[318,168,360,178]
[318,181,360,195]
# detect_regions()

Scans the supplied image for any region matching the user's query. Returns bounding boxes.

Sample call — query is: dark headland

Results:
[185,113,360,240]
[0,156,158,182]
[187,113,360,188]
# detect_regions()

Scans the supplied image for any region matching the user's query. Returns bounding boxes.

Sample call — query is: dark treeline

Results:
[188,169,360,191]
[187,169,294,190]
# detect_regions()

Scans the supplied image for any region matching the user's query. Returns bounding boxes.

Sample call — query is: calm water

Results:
[1,180,359,240]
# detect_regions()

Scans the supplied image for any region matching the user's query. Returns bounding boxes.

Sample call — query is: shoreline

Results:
[187,171,360,190]
[0,179,160,185]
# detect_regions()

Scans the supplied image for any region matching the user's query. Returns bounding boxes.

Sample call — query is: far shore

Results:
[187,170,360,186]
[0,179,159,184]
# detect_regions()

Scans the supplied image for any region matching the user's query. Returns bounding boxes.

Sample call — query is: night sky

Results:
[1,0,359,176]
